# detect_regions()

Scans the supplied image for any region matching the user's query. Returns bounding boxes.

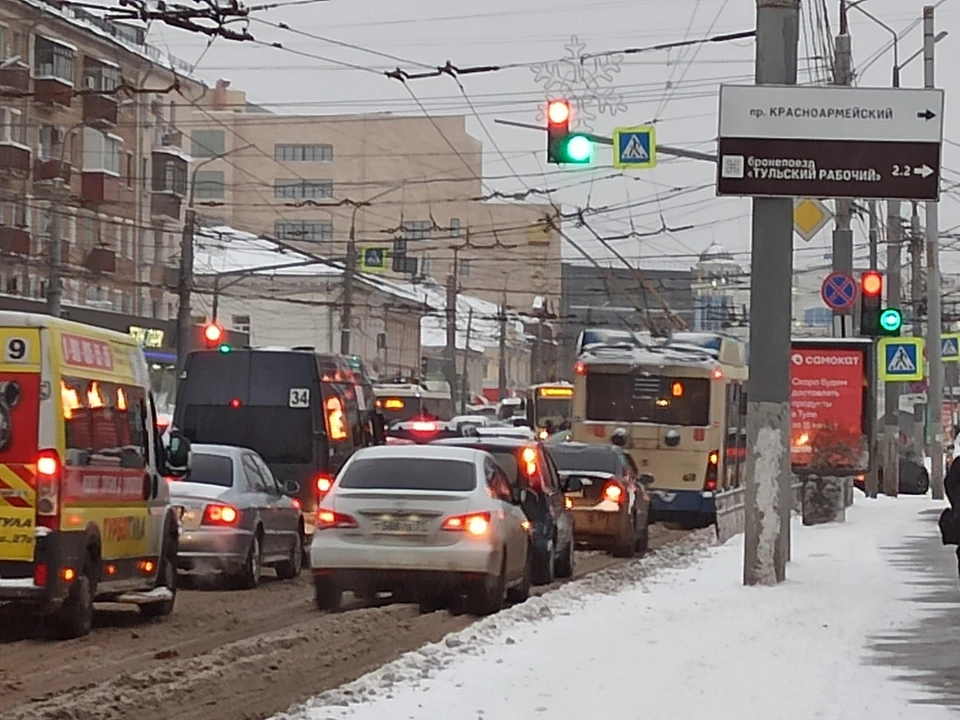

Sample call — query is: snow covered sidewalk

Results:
[279,498,958,720]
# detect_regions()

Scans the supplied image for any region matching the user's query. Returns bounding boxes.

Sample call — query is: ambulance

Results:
[0,313,189,638]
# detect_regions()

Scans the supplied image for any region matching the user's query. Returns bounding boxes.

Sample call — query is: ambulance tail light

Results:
[35,449,62,530]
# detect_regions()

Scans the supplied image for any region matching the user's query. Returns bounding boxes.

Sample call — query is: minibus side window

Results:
[61,377,146,469]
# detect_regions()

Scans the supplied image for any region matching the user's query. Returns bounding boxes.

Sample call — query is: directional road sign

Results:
[612,126,657,170]
[821,271,857,313]
[716,84,945,201]
[942,333,960,363]
[359,246,387,273]
[879,337,925,382]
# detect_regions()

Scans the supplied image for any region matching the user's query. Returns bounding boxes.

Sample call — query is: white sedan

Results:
[310,445,532,616]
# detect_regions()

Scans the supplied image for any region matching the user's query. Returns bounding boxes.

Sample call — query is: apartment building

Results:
[0,0,204,320]
[184,81,561,315]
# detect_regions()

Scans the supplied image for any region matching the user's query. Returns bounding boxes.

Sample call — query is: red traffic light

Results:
[203,322,223,344]
[547,100,570,125]
[861,271,883,297]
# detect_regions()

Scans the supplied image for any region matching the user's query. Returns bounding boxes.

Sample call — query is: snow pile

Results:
[278,498,957,720]
[274,528,714,717]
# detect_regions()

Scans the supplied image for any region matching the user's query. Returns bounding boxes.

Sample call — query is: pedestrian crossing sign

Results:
[613,125,657,170]
[879,337,924,382]
[359,246,387,273]
[942,334,960,363]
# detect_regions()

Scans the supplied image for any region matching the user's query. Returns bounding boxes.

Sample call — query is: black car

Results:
[432,436,575,585]
[387,419,479,444]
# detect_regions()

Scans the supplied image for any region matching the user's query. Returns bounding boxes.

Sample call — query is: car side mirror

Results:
[165,430,191,477]
[563,476,583,493]
[283,479,301,496]
[638,473,655,486]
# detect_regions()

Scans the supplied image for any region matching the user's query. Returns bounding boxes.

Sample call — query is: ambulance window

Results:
[62,377,147,469]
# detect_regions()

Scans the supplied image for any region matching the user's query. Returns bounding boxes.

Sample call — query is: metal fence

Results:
[714,479,809,545]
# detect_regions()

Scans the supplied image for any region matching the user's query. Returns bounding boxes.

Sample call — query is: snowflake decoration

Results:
[530,34,628,132]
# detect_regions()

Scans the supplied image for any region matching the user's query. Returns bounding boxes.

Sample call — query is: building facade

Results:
[183,82,561,312]
[0,0,204,321]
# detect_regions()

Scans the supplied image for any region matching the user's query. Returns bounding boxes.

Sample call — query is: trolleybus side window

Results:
[585,373,710,426]
[723,383,748,488]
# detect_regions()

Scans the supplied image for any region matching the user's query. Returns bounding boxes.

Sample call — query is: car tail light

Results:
[202,504,239,525]
[704,450,719,491]
[520,446,539,479]
[36,449,61,530]
[442,511,491,536]
[564,496,573,509]
[411,420,437,433]
[316,473,334,496]
[291,498,302,511]
[315,508,358,530]
[602,481,624,504]
[33,563,48,588]
[574,360,586,375]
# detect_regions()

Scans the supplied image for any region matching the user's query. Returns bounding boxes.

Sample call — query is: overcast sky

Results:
[148,0,960,287]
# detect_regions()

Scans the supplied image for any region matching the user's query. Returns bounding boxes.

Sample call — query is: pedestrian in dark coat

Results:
[943,456,960,575]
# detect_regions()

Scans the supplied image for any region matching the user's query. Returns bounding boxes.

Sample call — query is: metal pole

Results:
[742,0,799,587]
[444,271,458,406]
[45,189,63,316]
[924,4,945,499]
[211,275,221,322]
[832,29,854,339]
[176,207,195,380]
[498,293,508,398]
[340,213,357,355]
[460,306,473,414]
[883,63,903,497]
[866,200,880,497]
[910,204,925,461]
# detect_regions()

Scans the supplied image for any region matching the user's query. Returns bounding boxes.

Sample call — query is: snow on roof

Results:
[418,282,525,353]
[193,225,429,306]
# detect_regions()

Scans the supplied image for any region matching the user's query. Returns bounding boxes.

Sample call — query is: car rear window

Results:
[185,453,234,487]
[547,447,620,475]
[339,457,476,491]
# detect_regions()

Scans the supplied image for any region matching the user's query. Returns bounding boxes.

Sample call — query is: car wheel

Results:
[54,571,94,640]
[467,554,506,616]
[612,514,637,558]
[532,538,556,585]
[238,531,263,590]
[141,531,178,618]
[506,545,532,604]
[314,576,343,612]
[555,534,575,578]
[275,530,303,580]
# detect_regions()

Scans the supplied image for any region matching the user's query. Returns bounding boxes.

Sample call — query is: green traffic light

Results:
[879,308,902,333]
[560,134,593,163]
[219,344,232,353]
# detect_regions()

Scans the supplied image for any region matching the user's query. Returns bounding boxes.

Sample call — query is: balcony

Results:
[81,172,120,204]
[34,158,72,184]
[0,64,30,95]
[151,192,182,221]
[84,247,116,273]
[0,144,31,179]
[0,227,30,256]
[82,94,118,129]
[34,78,73,108]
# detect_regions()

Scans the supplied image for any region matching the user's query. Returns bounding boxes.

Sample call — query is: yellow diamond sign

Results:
[793,198,833,242]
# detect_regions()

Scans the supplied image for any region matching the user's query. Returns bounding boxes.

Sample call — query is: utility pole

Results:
[742,0,799,587]
[924,4,945,499]
[910,203,925,463]
[45,196,63,316]
[832,15,854,338]
[865,200,880,498]
[443,270,458,407]
[498,292,508,399]
[460,306,473,414]
[176,206,195,380]
[340,216,357,355]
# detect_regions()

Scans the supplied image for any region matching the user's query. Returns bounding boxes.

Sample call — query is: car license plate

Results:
[373,516,427,534]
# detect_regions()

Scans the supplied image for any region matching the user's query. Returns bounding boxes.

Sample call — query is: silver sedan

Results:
[171,444,304,588]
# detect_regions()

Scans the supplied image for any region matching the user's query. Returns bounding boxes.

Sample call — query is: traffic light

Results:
[203,321,224,348]
[546,100,593,165]
[859,271,902,336]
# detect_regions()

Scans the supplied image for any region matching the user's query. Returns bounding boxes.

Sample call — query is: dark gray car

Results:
[171,444,304,588]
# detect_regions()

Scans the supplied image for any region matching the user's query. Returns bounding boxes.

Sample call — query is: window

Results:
[232,314,251,333]
[0,107,25,145]
[190,130,225,158]
[584,373,711,427]
[185,453,234,487]
[339,457,476,491]
[450,218,461,237]
[82,59,119,93]
[274,143,333,162]
[274,220,333,243]
[152,155,187,196]
[38,124,58,158]
[34,37,75,83]
[151,299,161,319]
[193,170,225,199]
[402,220,431,240]
[82,129,121,175]
[61,377,147,469]
[121,223,132,259]
[459,259,471,277]
[392,238,417,274]
[273,179,333,199]
[0,196,27,227]
[126,151,134,186]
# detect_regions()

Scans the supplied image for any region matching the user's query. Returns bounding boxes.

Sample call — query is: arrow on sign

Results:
[917,109,937,121]
[913,165,935,178]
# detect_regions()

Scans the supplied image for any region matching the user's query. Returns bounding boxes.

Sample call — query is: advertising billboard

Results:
[790,341,869,469]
